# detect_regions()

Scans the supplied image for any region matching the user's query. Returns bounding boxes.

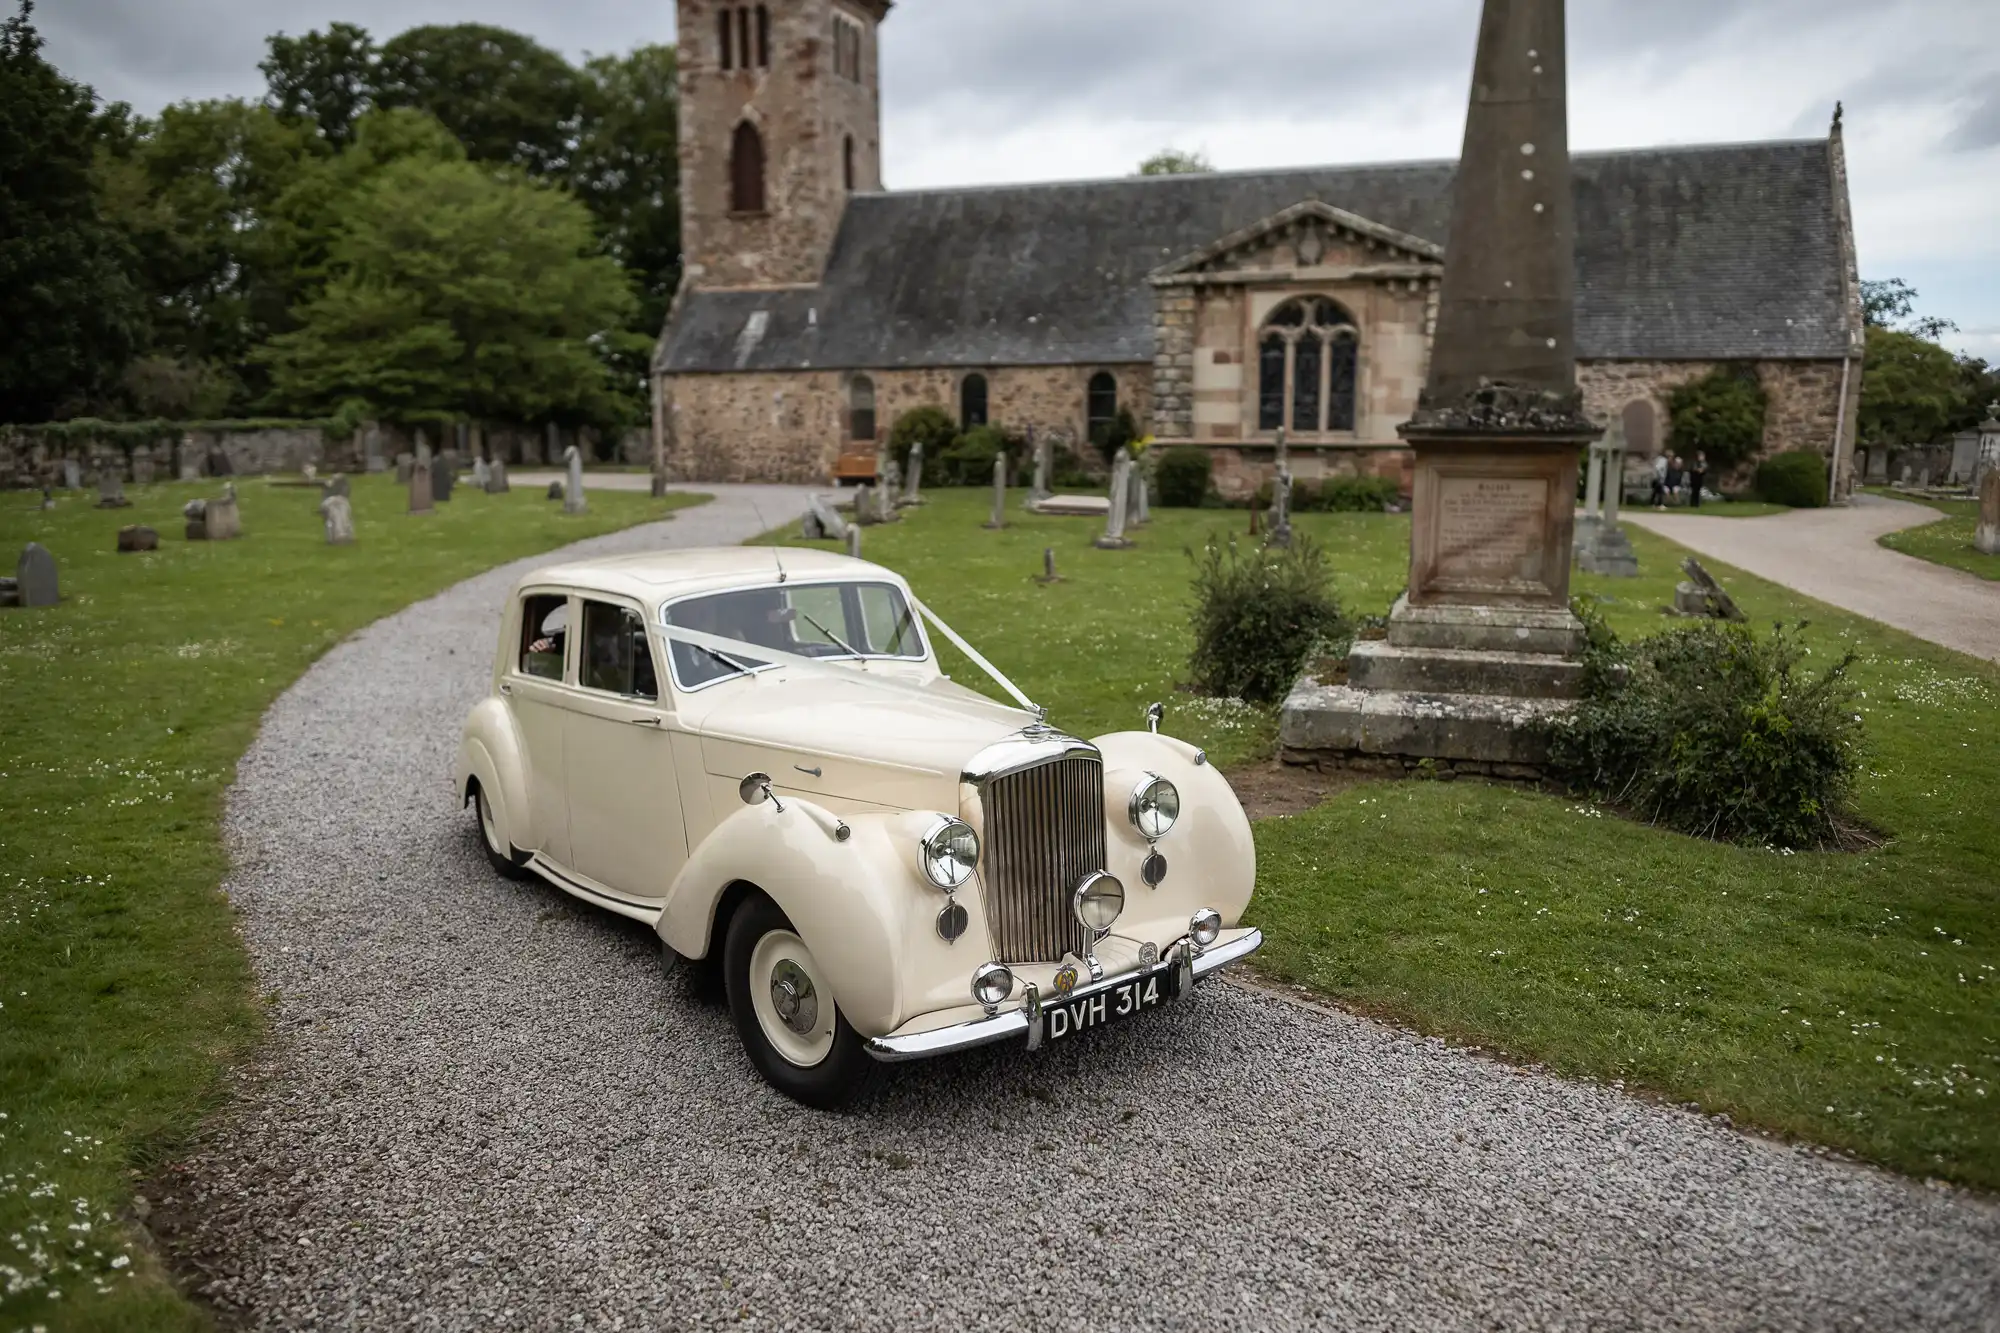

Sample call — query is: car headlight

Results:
[920,816,980,890]
[1129,773,1180,840]
[1190,907,1222,947]
[971,962,1013,1008]
[1073,871,1126,935]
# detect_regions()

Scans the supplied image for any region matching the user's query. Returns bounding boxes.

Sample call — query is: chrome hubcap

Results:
[770,961,818,1035]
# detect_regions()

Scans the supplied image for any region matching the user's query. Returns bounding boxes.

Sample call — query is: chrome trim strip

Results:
[863,928,1263,1063]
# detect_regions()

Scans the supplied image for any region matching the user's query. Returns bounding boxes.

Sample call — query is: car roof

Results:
[515,547,905,604]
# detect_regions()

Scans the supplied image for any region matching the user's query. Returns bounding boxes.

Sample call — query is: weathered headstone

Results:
[204,484,242,541]
[563,445,587,515]
[132,451,155,484]
[322,474,350,501]
[1266,428,1290,533]
[365,425,388,474]
[851,484,877,525]
[1267,471,1294,549]
[1095,453,1134,549]
[845,525,862,559]
[473,457,492,490]
[61,458,81,490]
[1677,557,1745,621]
[486,458,510,494]
[1035,547,1062,584]
[1975,468,2000,556]
[116,525,159,553]
[904,443,925,505]
[395,453,415,485]
[15,543,58,607]
[96,472,130,509]
[804,495,847,541]
[547,481,565,501]
[432,452,456,503]
[1135,470,1150,525]
[183,499,208,540]
[178,438,201,482]
[410,452,435,514]
[1575,421,1639,576]
[320,494,356,546]
[984,452,1007,529]
[1030,427,1051,503]
[881,460,903,521]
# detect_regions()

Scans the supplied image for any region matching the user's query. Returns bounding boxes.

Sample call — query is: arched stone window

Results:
[843,135,855,192]
[730,121,765,214]
[1256,297,1359,434]
[1087,371,1118,439]
[849,375,876,441]
[960,373,989,429]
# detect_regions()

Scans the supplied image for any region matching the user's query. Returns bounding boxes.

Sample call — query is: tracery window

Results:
[849,375,876,441]
[1256,297,1359,434]
[730,121,766,213]
[960,373,989,429]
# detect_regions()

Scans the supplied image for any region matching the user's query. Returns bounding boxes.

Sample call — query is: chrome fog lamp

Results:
[1129,774,1180,841]
[1073,871,1126,935]
[971,962,1014,1009]
[920,816,980,890]
[1190,908,1222,948]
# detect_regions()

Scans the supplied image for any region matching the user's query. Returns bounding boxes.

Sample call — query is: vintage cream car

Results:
[457,547,1260,1106]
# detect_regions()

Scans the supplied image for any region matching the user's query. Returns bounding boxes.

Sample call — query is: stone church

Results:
[652,0,1864,499]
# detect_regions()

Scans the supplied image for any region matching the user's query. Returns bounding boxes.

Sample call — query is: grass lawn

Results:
[782,488,2000,1190]
[1861,488,2000,582]
[0,474,704,1330]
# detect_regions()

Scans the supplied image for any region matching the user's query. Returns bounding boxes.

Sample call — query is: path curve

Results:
[1626,494,2000,662]
[162,484,2000,1331]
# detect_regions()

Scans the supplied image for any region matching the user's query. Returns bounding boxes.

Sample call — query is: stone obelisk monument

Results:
[1279,0,1597,774]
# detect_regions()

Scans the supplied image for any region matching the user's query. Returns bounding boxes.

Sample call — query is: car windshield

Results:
[660,580,925,689]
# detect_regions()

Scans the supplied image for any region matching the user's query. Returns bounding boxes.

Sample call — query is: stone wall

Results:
[661,362,1153,482]
[1,425,339,488]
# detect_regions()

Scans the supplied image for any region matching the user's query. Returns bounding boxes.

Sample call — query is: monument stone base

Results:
[1574,521,1639,577]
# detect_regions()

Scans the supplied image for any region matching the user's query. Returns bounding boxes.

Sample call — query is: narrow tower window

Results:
[960,374,989,430]
[731,121,766,214]
[738,8,752,72]
[1087,372,1118,439]
[718,8,733,69]
[843,135,856,192]
[756,5,770,67]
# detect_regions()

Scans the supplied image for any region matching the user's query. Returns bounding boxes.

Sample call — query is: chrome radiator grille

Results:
[978,754,1106,964]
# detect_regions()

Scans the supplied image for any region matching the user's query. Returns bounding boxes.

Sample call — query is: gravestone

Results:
[410,446,435,514]
[1094,453,1134,549]
[61,458,81,490]
[431,451,456,503]
[116,525,159,553]
[984,452,1007,529]
[178,440,201,482]
[547,481,565,501]
[486,459,510,494]
[395,453,415,485]
[563,446,587,514]
[204,484,242,541]
[1035,547,1062,584]
[804,495,847,541]
[1267,471,1293,549]
[1976,469,2000,556]
[183,499,208,540]
[851,484,877,525]
[132,452,155,484]
[205,449,233,477]
[320,494,356,545]
[1266,429,1290,533]
[881,460,903,520]
[905,443,925,505]
[1030,427,1052,503]
[96,473,130,509]
[322,474,350,500]
[845,525,862,559]
[15,543,58,607]
[1136,470,1150,525]
[365,425,388,474]
[1676,557,1746,621]
[1574,422,1639,577]
[473,457,491,490]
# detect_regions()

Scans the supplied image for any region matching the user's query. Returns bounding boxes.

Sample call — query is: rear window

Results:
[661,581,923,689]
[519,594,568,680]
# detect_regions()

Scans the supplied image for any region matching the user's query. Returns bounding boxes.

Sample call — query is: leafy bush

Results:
[1546,618,1863,848]
[1754,449,1829,508]
[1316,473,1401,512]
[1666,366,1767,470]
[1155,446,1212,507]
[1049,444,1096,489]
[1187,536,1347,706]
[889,405,958,483]
[1091,406,1140,463]
[940,424,1011,485]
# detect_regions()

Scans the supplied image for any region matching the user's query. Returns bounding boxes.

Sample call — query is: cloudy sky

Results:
[37,0,2000,359]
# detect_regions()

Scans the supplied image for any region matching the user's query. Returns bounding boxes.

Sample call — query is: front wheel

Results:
[724,895,872,1109]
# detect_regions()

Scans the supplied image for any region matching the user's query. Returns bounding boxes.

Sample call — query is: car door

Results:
[560,596,689,904]
[506,589,575,865]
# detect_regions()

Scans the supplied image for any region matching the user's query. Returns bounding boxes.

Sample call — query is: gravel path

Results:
[1626,494,2000,663]
[160,484,2000,1331]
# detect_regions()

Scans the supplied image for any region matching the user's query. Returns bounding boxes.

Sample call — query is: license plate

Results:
[1042,967,1180,1044]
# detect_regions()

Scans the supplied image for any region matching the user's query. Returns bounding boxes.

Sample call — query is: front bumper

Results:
[863,927,1263,1063]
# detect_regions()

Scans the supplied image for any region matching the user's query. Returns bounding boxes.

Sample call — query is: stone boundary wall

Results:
[661,363,1153,483]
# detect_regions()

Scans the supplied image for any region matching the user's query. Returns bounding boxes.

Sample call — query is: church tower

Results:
[676,0,889,289]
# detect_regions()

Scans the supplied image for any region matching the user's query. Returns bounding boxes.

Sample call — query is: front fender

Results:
[457,697,528,854]
[1091,730,1256,931]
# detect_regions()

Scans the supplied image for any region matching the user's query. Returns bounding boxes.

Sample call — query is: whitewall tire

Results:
[724,894,872,1108]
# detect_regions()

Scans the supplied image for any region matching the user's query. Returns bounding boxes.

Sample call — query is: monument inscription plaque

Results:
[1410,451,1570,606]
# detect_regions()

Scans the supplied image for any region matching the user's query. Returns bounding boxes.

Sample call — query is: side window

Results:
[581,600,659,701]
[519,594,569,681]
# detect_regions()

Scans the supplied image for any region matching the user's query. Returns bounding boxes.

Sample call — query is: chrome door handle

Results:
[499,682,513,695]
[631,716,664,727]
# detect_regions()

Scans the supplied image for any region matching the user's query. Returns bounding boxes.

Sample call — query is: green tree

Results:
[1860,275,1957,343]
[573,43,681,334]
[1137,147,1213,176]
[1946,355,2000,434]
[0,1,143,419]
[261,21,377,148]
[1665,366,1767,469]
[1858,325,1960,448]
[374,24,587,178]
[260,156,638,427]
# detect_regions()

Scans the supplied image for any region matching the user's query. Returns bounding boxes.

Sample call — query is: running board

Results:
[527,855,664,926]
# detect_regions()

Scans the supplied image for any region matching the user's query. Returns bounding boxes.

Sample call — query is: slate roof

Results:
[658,138,1855,375]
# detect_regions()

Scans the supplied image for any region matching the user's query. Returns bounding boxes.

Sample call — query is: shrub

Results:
[1155,447,1212,507]
[1545,618,1862,848]
[939,424,1011,485]
[1187,535,1347,706]
[1049,444,1095,489]
[1091,406,1140,463]
[1317,473,1401,512]
[889,405,958,483]
[1754,449,1829,508]
[1666,366,1767,471]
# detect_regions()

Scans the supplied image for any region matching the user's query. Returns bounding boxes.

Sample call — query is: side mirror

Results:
[1145,702,1164,734]
[739,772,785,813]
